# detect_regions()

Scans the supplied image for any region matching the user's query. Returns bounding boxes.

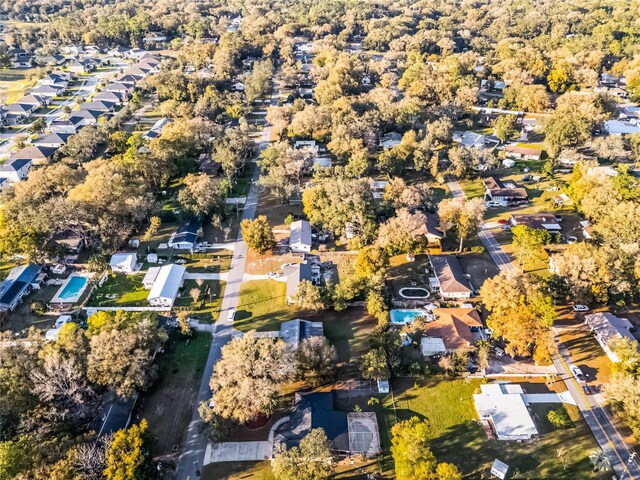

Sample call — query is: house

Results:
[584,312,638,362]
[143,117,171,140]
[40,72,71,87]
[10,145,58,166]
[0,158,32,182]
[416,212,445,245]
[12,53,33,68]
[473,383,538,441]
[197,153,222,176]
[284,262,314,303]
[108,46,129,57]
[109,253,138,274]
[143,267,161,289]
[277,392,381,457]
[604,120,640,135]
[61,45,83,55]
[146,264,186,308]
[279,319,324,351]
[35,54,66,67]
[49,119,77,134]
[453,131,486,149]
[289,220,312,253]
[53,230,84,253]
[4,103,35,124]
[587,166,618,177]
[553,193,571,206]
[93,91,128,105]
[420,307,485,356]
[369,179,389,199]
[428,255,473,299]
[69,109,102,128]
[504,145,542,161]
[168,219,201,250]
[124,48,148,59]
[484,177,528,207]
[509,214,561,232]
[67,59,96,74]
[380,132,402,150]
[31,133,72,148]
[0,264,43,312]
[30,85,64,98]
[104,83,133,95]
[114,74,139,86]
[19,94,49,108]
[580,220,595,239]
[79,100,115,113]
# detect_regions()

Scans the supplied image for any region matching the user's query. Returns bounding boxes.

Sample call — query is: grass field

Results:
[235,279,296,332]
[174,279,225,322]
[88,273,148,307]
[0,67,40,104]
[139,331,212,455]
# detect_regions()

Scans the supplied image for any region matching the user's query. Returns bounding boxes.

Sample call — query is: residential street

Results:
[176,80,280,480]
[553,326,640,479]
[446,176,515,272]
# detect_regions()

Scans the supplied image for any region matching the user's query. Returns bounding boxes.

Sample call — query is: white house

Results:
[428,255,473,299]
[109,253,138,274]
[474,383,539,441]
[0,158,32,182]
[604,120,640,135]
[584,312,638,362]
[146,264,186,308]
[290,220,312,253]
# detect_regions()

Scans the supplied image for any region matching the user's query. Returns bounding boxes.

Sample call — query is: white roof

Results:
[143,266,161,285]
[605,120,640,134]
[420,337,447,356]
[474,384,538,440]
[290,220,312,247]
[55,315,72,328]
[109,252,137,269]
[147,264,186,301]
[585,312,636,346]
[45,328,60,341]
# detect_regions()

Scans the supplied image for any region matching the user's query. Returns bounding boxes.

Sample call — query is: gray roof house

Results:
[31,133,72,148]
[167,219,201,249]
[279,319,324,351]
[429,255,473,299]
[283,262,314,303]
[584,312,637,362]
[0,158,32,182]
[79,100,115,113]
[0,264,43,311]
[10,145,58,165]
[147,264,186,308]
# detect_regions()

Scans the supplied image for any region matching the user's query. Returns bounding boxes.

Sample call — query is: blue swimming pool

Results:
[390,309,426,325]
[56,276,88,301]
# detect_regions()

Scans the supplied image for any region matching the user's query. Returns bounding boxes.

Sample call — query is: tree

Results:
[209,332,294,423]
[189,288,201,304]
[480,271,555,362]
[241,215,275,254]
[355,246,389,279]
[294,280,326,311]
[391,417,460,480]
[377,209,427,255]
[104,420,154,480]
[272,428,334,480]
[547,406,573,429]
[367,289,389,326]
[438,197,486,251]
[0,436,34,480]
[59,126,106,164]
[493,114,518,143]
[178,173,226,218]
[295,337,337,387]
[28,117,46,134]
[511,225,551,268]
[360,347,390,380]
[141,216,161,241]
[589,450,612,472]
[476,340,492,373]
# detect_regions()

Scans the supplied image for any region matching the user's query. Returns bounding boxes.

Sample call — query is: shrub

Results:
[470,246,485,253]
[284,213,294,225]
[29,301,47,316]
[548,406,573,429]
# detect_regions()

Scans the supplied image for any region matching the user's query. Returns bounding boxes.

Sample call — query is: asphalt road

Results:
[446,176,515,272]
[176,81,280,480]
[553,326,640,479]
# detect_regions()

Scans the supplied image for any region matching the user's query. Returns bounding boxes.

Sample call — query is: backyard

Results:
[174,279,225,323]
[138,331,212,455]
[88,273,148,307]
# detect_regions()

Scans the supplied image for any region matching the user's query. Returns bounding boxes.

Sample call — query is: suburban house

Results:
[93,91,128,106]
[484,177,529,207]
[10,145,58,166]
[416,212,445,246]
[420,307,485,357]
[473,383,539,441]
[35,54,66,67]
[604,120,640,135]
[19,94,50,108]
[53,230,84,253]
[12,53,33,68]
[168,220,201,250]
[31,133,72,148]
[4,103,35,124]
[580,220,595,239]
[0,264,44,312]
[0,158,32,182]
[109,253,139,274]
[289,220,312,253]
[40,73,70,88]
[69,109,102,128]
[49,119,77,134]
[428,255,474,299]
[197,154,222,176]
[279,319,324,351]
[453,131,486,149]
[276,392,381,457]
[369,179,389,199]
[284,262,314,303]
[143,117,172,140]
[114,74,139,86]
[79,100,115,113]
[104,83,134,95]
[584,312,637,362]
[30,84,65,98]
[379,132,402,149]
[504,144,542,161]
[146,264,186,308]
[509,214,561,232]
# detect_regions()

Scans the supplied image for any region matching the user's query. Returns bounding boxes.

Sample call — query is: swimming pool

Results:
[390,309,427,325]
[51,274,90,304]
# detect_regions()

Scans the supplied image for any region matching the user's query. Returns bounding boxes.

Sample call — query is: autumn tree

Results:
[480,271,555,363]
[493,114,518,143]
[391,417,461,480]
[438,197,486,251]
[209,332,294,423]
[355,245,389,279]
[295,337,337,387]
[294,281,326,311]
[272,428,334,480]
[178,173,226,218]
[360,347,390,380]
[377,208,427,255]
[104,420,155,480]
[511,225,551,269]
[241,215,275,254]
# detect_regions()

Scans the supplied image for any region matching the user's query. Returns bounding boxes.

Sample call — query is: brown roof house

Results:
[428,255,474,299]
[416,212,445,246]
[484,177,528,207]
[509,214,561,232]
[420,307,485,356]
[504,144,542,161]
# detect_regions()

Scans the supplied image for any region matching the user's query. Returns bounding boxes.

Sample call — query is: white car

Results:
[227,309,236,321]
[570,365,587,383]
[266,272,281,278]
[487,201,502,207]
[572,304,590,312]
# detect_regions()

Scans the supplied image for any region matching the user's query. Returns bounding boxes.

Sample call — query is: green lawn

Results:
[87,273,148,307]
[235,280,297,332]
[174,279,225,322]
[139,331,212,455]
[457,178,485,199]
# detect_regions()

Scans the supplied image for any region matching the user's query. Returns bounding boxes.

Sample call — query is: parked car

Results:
[493,346,505,357]
[266,272,281,278]
[554,215,563,222]
[582,385,593,395]
[193,247,207,253]
[570,365,587,383]
[497,219,509,225]
[227,309,236,321]
[501,225,511,231]
[572,304,590,312]
[175,259,187,264]
[487,201,502,207]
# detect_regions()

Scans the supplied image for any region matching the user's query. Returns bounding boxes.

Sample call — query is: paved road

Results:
[176,81,280,480]
[553,326,640,479]
[446,176,515,272]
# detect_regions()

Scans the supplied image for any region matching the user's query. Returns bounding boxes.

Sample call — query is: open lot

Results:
[0,67,40,104]
[138,331,212,455]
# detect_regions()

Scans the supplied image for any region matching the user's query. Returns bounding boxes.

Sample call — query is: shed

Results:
[109,253,138,274]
